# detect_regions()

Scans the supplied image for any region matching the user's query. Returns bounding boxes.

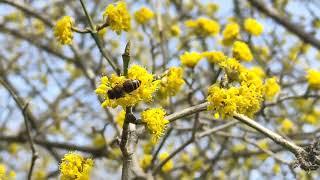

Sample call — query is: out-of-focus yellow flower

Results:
[202,51,227,64]
[159,152,173,172]
[34,170,46,180]
[280,118,294,134]
[170,24,181,37]
[204,3,219,15]
[180,51,202,68]
[306,69,320,89]
[232,41,253,61]
[54,16,73,45]
[222,22,240,46]
[98,28,107,38]
[92,134,105,148]
[0,163,16,180]
[60,152,93,180]
[32,19,45,35]
[264,77,281,100]
[185,17,220,36]
[273,164,281,174]
[134,7,154,24]
[231,143,246,153]
[159,67,185,97]
[250,66,265,79]
[115,109,125,127]
[0,164,5,178]
[141,108,169,143]
[140,154,153,170]
[103,1,131,34]
[244,18,263,36]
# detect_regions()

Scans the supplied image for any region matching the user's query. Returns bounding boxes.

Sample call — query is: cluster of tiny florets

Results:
[185,17,220,37]
[60,152,93,180]
[54,16,73,45]
[95,65,160,108]
[141,108,169,143]
[134,7,154,24]
[103,1,131,34]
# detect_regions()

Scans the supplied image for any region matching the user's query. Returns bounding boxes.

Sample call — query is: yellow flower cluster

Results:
[207,58,265,118]
[159,67,185,97]
[159,152,174,172]
[185,17,220,36]
[54,16,73,45]
[306,69,320,89]
[0,164,15,180]
[280,118,294,134]
[264,77,281,100]
[103,1,131,34]
[115,109,126,127]
[202,51,227,64]
[219,57,242,81]
[95,65,160,108]
[134,7,154,24]
[60,152,93,180]
[244,18,263,36]
[170,25,181,37]
[141,108,169,143]
[301,109,320,125]
[140,154,153,170]
[180,51,202,68]
[222,22,240,45]
[232,41,253,61]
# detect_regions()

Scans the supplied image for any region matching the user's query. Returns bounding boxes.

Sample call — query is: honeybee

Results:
[107,79,141,99]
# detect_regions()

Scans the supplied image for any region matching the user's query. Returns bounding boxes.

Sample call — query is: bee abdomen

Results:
[107,85,125,99]
[123,79,141,93]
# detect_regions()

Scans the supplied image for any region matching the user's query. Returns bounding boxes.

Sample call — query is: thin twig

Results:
[22,103,38,180]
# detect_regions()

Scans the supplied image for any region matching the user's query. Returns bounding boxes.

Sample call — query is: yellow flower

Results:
[141,108,169,143]
[115,109,125,127]
[202,51,227,64]
[170,24,181,37]
[250,66,265,78]
[32,19,45,35]
[60,152,93,180]
[185,17,220,36]
[134,7,154,24]
[95,65,160,108]
[92,134,105,148]
[0,164,6,178]
[103,1,131,34]
[244,18,263,36]
[34,170,46,180]
[207,85,239,118]
[280,118,294,134]
[140,154,153,170]
[204,3,219,15]
[273,164,281,174]
[264,77,281,100]
[306,69,320,89]
[232,41,253,61]
[222,22,240,45]
[231,143,246,152]
[159,67,185,97]
[257,139,269,150]
[219,57,243,81]
[0,163,15,180]
[180,51,202,68]
[208,66,264,118]
[54,16,73,45]
[159,152,173,172]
